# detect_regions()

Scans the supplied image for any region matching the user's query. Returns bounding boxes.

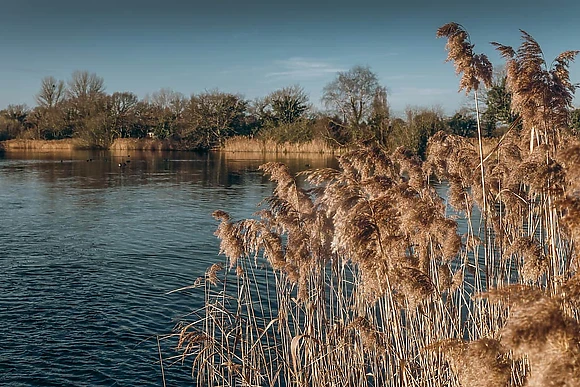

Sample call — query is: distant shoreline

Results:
[221,137,342,154]
[0,138,179,152]
[0,137,344,154]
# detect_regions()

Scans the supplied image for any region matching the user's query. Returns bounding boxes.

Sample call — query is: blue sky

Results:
[0,0,579,117]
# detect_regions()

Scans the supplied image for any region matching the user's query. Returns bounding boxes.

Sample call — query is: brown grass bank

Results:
[222,136,343,154]
[0,138,184,152]
[109,138,179,151]
[0,139,82,151]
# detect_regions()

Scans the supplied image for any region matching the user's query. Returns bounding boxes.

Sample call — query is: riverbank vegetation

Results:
[4,59,577,155]
[170,24,580,386]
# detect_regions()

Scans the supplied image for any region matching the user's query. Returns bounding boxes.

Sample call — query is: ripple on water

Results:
[0,152,337,386]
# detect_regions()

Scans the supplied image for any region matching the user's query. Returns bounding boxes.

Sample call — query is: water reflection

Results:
[0,149,338,386]
[0,150,339,190]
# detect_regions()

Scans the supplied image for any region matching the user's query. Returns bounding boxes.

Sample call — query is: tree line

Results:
[1,67,579,156]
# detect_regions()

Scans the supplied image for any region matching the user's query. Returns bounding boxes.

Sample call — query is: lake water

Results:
[0,150,338,386]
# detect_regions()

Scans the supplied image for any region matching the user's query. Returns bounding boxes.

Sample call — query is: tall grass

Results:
[1,138,181,151]
[109,138,177,151]
[170,25,580,386]
[222,136,341,154]
[0,138,81,151]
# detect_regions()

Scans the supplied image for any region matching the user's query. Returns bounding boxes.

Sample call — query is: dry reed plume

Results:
[429,22,580,387]
[492,33,578,152]
[436,22,493,94]
[167,23,580,387]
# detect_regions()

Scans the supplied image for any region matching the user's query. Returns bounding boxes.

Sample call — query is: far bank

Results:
[0,137,344,154]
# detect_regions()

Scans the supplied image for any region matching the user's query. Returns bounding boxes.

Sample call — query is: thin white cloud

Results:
[266,57,345,79]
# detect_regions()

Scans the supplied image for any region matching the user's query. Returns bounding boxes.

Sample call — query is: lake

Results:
[0,150,339,386]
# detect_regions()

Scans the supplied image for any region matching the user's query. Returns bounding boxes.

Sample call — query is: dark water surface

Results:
[0,150,337,386]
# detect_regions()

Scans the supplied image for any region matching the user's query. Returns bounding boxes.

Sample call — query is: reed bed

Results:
[169,24,580,386]
[222,136,342,154]
[0,138,81,151]
[0,138,179,151]
[109,138,178,151]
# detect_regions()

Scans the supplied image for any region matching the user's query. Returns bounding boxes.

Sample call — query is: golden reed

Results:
[222,136,343,154]
[169,24,580,387]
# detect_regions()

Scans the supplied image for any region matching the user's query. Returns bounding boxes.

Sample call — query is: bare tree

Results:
[3,104,30,123]
[266,85,311,125]
[67,71,105,100]
[36,76,66,108]
[0,104,30,139]
[145,88,187,138]
[148,88,186,113]
[109,92,138,117]
[106,92,139,138]
[369,85,390,144]
[322,65,382,129]
[186,90,248,149]
[62,71,107,146]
